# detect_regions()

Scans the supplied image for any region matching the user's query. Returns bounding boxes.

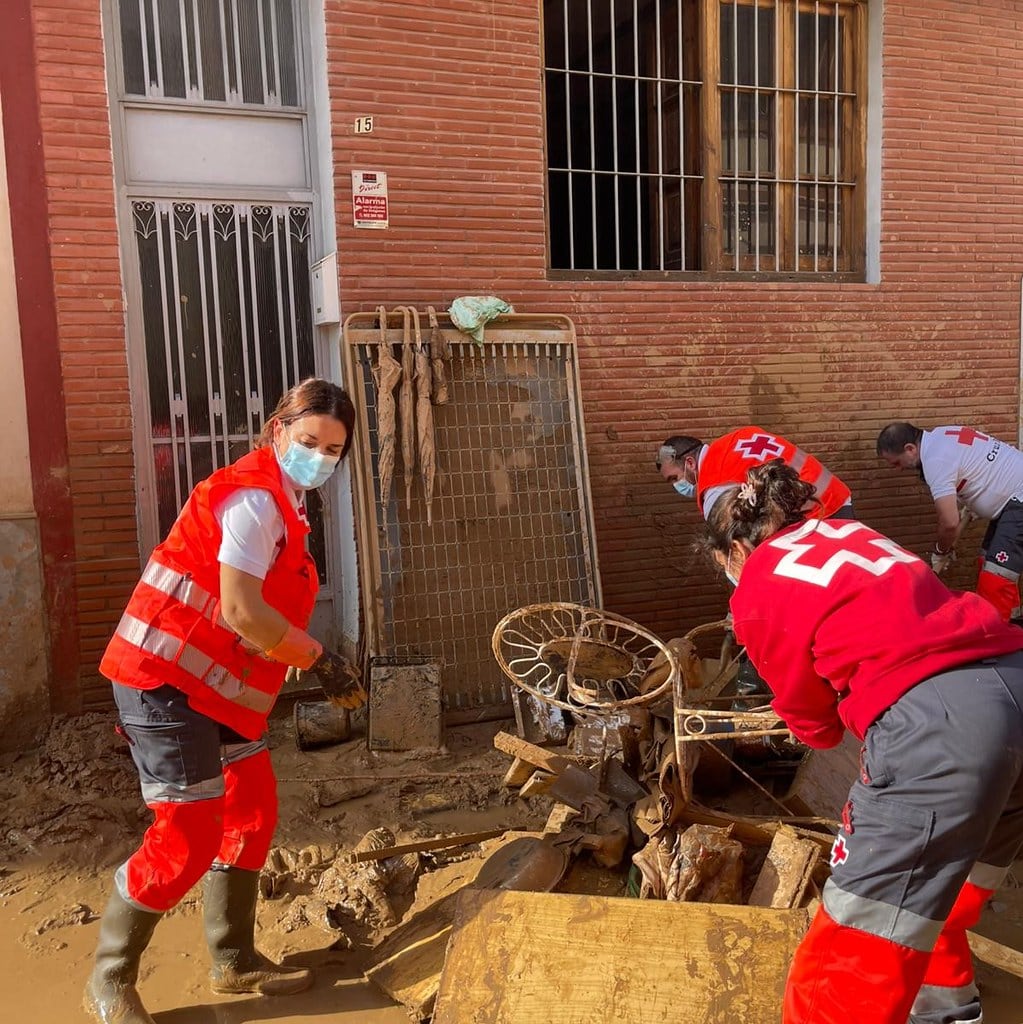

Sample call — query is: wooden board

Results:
[748,825,819,909]
[365,833,542,1019]
[433,890,811,1024]
[785,731,860,820]
[366,888,461,1019]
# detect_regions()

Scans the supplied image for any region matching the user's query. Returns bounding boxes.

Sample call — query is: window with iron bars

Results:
[544,0,867,275]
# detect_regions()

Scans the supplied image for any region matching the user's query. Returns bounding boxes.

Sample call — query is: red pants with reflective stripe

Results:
[783,906,930,1024]
[917,881,993,998]
[216,748,278,870]
[123,750,278,911]
[976,566,1018,622]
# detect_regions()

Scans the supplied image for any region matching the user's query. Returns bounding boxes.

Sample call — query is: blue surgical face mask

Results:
[279,430,340,490]
[673,478,695,499]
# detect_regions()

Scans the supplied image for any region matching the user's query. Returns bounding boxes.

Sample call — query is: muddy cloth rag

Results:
[447,295,514,343]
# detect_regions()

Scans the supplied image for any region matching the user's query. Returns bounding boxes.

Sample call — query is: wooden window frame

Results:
[543,0,868,279]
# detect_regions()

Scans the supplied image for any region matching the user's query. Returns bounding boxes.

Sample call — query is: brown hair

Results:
[701,459,818,556]
[255,378,356,459]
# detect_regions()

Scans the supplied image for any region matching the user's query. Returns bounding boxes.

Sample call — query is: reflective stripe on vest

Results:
[140,559,230,630]
[790,450,842,512]
[114,613,275,714]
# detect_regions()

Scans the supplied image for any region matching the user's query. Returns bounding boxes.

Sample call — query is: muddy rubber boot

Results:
[204,866,314,996]
[83,889,162,1024]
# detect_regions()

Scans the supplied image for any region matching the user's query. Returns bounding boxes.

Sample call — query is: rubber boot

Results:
[83,889,162,1024]
[204,865,314,995]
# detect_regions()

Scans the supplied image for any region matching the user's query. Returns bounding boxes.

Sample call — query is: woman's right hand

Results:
[306,650,368,709]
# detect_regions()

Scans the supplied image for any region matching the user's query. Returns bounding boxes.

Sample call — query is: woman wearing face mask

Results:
[85,378,366,1024]
[704,458,1023,1024]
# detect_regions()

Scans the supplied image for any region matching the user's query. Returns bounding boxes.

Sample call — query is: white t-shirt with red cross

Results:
[920,426,1023,520]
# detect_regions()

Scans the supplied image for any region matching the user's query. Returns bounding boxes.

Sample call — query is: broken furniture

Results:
[491,602,684,716]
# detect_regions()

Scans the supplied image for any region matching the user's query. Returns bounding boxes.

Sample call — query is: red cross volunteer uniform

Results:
[920,425,1023,619]
[100,445,318,912]
[696,426,852,521]
[730,517,1023,1024]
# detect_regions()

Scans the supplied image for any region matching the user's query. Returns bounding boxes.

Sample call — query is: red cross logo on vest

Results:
[945,427,989,446]
[735,433,785,462]
[830,835,849,868]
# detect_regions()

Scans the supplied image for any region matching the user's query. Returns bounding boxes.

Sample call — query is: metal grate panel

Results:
[345,314,601,714]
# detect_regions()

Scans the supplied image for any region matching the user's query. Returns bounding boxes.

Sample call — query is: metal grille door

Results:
[117,0,301,107]
[345,313,601,715]
[130,199,326,577]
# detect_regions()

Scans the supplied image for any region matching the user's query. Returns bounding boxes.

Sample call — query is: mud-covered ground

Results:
[3,709,1023,1023]
[0,707,546,1023]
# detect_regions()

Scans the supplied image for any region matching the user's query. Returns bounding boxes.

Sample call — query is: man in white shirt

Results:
[877,422,1023,620]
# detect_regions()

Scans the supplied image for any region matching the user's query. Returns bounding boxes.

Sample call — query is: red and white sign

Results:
[352,170,389,229]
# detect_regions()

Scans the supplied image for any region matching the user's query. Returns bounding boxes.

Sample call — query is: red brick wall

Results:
[327,0,1023,641]
[25,0,1023,709]
[31,0,137,706]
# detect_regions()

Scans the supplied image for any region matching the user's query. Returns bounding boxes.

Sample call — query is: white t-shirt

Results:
[920,426,1023,520]
[214,460,306,580]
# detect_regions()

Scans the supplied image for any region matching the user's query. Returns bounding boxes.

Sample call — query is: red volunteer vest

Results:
[696,426,851,518]
[100,447,319,740]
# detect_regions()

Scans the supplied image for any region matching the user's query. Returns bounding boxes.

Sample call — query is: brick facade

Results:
[31,0,135,707]
[328,0,1023,640]
[25,0,1023,705]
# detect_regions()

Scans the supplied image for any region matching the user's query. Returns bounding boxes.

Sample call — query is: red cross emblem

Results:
[945,427,989,446]
[830,835,849,868]
[997,551,1010,564]
[735,433,785,462]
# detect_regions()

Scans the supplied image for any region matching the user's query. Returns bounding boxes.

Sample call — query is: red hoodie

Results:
[729,519,1023,748]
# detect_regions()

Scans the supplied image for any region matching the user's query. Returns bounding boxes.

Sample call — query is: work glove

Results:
[303,650,368,710]
[930,548,956,575]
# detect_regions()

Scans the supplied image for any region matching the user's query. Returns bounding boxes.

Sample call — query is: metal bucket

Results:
[294,700,351,751]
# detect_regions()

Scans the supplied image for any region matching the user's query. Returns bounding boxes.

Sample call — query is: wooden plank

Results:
[518,769,557,799]
[343,828,510,864]
[543,802,578,835]
[968,931,1023,979]
[503,756,535,789]
[366,889,462,1020]
[679,804,835,854]
[785,731,860,820]
[434,890,812,1024]
[748,825,820,909]
[494,730,574,774]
